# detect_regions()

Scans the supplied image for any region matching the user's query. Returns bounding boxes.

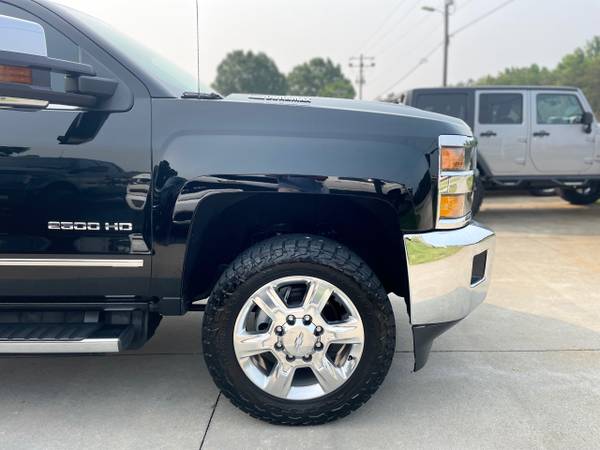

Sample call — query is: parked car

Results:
[401,86,600,211]
[0,1,496,425]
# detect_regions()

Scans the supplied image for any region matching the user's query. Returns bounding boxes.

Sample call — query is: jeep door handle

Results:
[480,130,497,138]
[533,130,550,137]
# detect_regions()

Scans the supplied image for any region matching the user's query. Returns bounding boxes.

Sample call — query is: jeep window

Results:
[416,93,468,121]
[54,4,214,97]
[479,93,523,124]
[537,94,584,125]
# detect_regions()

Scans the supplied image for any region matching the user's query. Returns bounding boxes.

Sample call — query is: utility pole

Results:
[349,55,375,100]
[443,0,452,87]
[423,0,454,86]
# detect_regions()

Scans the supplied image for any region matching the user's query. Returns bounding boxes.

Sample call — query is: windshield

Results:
[54,4,215,97]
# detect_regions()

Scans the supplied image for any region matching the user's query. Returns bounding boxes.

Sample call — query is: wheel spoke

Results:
[263,363,295,398]
[234,332,273,359]
[311,354,348,394]
[324,317,363,346]
[304,279,333,314]
[252,286,288,322]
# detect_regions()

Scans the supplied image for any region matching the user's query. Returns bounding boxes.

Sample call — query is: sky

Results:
[50,0,600,99]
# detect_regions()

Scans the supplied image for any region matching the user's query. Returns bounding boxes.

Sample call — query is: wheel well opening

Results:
[182,193,408,303]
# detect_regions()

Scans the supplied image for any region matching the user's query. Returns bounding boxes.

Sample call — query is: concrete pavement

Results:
[1,195,600,449]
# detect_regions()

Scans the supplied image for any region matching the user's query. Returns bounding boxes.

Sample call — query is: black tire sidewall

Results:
[203,238,396,423]
[558,184,600,205]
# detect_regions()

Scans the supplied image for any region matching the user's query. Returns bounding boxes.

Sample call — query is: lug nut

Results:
[303,314,312,325]
[314,326,324,336]
[302,355,312,363]
[314,341,324,351]
[275,342,284,351]
[286,315,296,325]
[275,326,284,336]
[286,355,296,362]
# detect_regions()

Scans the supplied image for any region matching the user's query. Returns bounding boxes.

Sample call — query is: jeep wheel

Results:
[472,175,485,216]
[202,234,396,425]
[557,183,600,205]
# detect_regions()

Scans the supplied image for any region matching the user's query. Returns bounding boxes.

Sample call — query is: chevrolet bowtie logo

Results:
[294,332,304,353]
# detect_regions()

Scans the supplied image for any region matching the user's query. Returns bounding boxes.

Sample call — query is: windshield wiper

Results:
[182,92,223,100]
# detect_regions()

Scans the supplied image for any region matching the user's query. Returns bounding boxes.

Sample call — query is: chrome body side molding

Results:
[0,259,144,268]
[0,338,122,353]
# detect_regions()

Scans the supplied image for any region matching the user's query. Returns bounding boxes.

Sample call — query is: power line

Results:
[377,42,444,97]
[451,0,516,36]
[366,0,424,55]
[455,0,476,12]
[376,0,518,97]
[357,0,409,54]
[368,19,440,86]
[374,12,434,58]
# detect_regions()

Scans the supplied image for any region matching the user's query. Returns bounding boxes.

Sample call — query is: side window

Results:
[537,94,584,125]
[416,93,468,121]
[479,93,523,124]
[0,2,79,91]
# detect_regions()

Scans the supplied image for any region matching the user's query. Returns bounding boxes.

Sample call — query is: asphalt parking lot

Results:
[1,195,600,450]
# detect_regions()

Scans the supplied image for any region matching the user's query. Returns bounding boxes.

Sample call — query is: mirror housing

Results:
[582,111,594,134]
[0,15,117,110]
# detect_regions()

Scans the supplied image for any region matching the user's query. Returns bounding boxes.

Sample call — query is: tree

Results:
[212,50,287,96]
[287,58,356,99]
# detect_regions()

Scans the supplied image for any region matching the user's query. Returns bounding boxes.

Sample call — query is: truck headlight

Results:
[440,146,473,171]
[437,136,476,229]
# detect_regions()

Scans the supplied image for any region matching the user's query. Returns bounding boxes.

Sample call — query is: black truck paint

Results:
[0,0,496,424]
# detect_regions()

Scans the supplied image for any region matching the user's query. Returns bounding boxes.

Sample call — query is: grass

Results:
[406,238,462,265]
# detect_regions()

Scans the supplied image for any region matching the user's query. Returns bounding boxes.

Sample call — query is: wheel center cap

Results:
[281,324,316,357]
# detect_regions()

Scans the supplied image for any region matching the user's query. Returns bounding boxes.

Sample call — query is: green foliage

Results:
[212,50,287,96]
[287,58,356,99]
[472,36,600,115]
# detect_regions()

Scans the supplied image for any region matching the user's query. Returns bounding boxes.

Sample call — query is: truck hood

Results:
[225,94,470,133]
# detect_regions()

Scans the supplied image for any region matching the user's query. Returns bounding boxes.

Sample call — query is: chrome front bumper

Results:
[403,222,496,326]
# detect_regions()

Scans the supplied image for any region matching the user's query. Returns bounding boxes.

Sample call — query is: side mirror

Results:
[582,111,594,133]
[0,15,117,110]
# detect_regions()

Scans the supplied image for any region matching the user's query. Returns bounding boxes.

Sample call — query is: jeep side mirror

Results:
[582,111,594,134]
[0,15,117,110]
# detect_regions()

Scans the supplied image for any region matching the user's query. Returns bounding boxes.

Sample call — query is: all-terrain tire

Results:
[202,234,396,425]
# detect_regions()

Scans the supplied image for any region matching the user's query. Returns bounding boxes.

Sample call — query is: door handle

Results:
[533,130,550,137]
[480,130,497,138]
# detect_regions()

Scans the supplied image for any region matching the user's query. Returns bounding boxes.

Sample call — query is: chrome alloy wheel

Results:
[233,276,365,401]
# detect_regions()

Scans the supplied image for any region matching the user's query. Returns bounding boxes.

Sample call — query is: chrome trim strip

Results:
[0,338,121,353]
[439,172,475,195]
[437,213,473,230]
[0,259,144,268]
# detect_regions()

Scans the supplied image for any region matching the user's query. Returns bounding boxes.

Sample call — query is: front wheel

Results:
[557,183,600,205]
[202,234,396,425]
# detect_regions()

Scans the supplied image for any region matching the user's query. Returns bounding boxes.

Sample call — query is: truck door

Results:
[0,3,152,297]
[529,90,596,174]
[475,91,529,175]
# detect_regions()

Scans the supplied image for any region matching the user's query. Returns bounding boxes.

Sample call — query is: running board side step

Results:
[0,324,135,353]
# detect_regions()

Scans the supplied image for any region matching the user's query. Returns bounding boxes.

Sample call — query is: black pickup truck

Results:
[0,0,496,425]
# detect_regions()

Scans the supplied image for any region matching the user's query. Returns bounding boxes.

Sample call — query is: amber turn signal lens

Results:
[440,194,466,219]
[441,147,466,171]
[0,65,32,85]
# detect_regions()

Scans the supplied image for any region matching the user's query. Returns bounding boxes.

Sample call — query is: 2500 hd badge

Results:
[0,2,496,426]
[48,221,134,231]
